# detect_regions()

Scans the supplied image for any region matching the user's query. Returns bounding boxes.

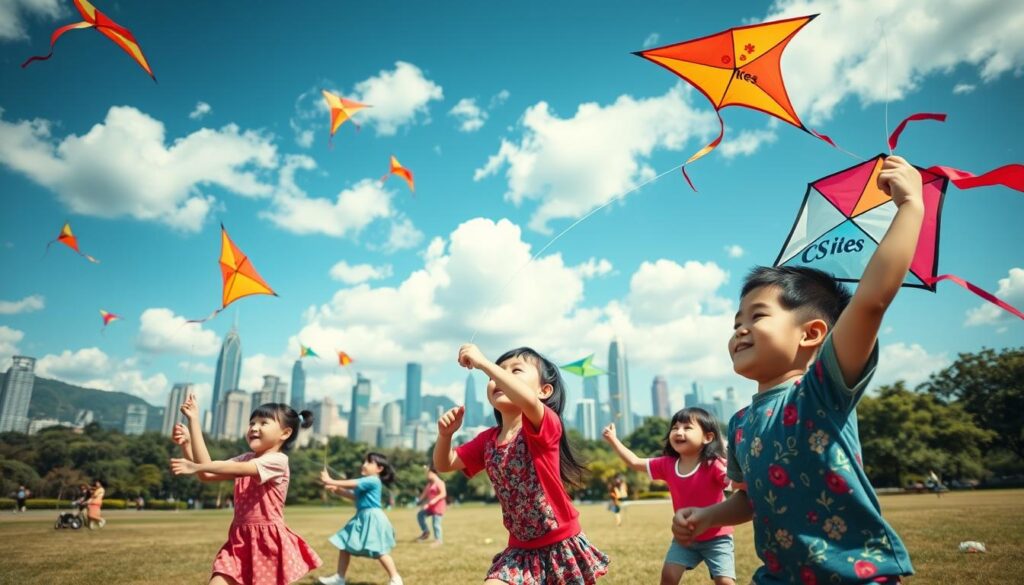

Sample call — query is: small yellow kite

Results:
[189,224,276,323]
[380,155,415,194]
[322,90,369,144]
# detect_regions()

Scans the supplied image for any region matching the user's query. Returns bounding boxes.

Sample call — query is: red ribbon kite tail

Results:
[927,164,1024,192]
[681,110,725,192]
[888,112,947,151]
[923,274,1024,321]
[21,21,94,67]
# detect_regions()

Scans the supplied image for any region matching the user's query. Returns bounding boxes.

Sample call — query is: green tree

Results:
[920,347,1024,459]
[857,382,996,487]
[622,417,669,458]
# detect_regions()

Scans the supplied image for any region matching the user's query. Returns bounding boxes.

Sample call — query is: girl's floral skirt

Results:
[487,532,609,584]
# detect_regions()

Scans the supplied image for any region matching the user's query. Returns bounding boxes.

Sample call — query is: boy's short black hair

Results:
[740,266,852,327]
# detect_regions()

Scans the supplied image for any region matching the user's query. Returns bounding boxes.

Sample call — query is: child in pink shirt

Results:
[604,407,734,585]
[434,344,609,584]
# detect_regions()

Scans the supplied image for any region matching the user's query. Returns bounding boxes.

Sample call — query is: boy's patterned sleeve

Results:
[806,333,879,415]
[725,414,745,484]
[455,428,493,478]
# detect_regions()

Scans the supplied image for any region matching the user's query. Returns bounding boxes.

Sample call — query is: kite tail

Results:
[21,21,94,68]
[680,110,726,192]
[923,274,1024,321]
[888,113,946,151]
[927,164,1024,193]
[82,252,99,264]
[186,307,223,324]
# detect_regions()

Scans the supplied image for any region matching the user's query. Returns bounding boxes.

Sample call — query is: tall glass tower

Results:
[291,359,306,409]
[463,373,478,427]
[0,356,36,433]
[608,338,633,435]
[405,363,422,424]
[349,373,372,441]
[211,327,242,435]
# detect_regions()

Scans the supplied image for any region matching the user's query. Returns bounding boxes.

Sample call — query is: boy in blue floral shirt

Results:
[672,156,922,583]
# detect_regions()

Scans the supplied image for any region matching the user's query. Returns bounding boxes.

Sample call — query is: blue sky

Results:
[1,0,1021,419]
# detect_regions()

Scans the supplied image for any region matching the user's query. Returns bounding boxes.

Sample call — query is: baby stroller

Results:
[55,511,83,529]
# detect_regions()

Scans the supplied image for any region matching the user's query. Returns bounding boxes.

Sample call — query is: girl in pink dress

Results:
[435,344,609,585]
[415,464,447,545]
[170,394,322,585]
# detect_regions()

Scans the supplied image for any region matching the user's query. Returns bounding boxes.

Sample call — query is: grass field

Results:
[1,490,1022,584]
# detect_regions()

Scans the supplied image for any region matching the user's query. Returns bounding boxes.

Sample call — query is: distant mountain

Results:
[0,372,159,431]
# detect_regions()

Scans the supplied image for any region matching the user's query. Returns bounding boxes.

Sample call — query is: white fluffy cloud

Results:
[873,342,951,390]
[375,216,425,253]
[724,245,745,258]
[0,106,277,232]
[189,101,212,120]
[574,258,614,279]
[764,0,1024,123]
[265,176,394,238]
[35,347,169,402]
[351,61,444,136]
[474,85,716,233]
[718,128,778,158]
[952,83,976,95]
[329,261,393,285]
[0,0,62,41]
[627,260,731,324]
[0,294,44,314]
[964,268,1024,327]
[0,326,25,366]
[135,308,221,356]
[449,98,486,132]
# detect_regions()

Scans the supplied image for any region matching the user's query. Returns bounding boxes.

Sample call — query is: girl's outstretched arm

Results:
[602,423,648,472]
[458,344,545,428]
[319,469,364,489]
[170,458,259,482]
[433,406,466,473]
[171,423,195,461]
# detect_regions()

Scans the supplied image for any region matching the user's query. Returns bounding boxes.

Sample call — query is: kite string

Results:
[468,162,684,344]
[880,18,892,155]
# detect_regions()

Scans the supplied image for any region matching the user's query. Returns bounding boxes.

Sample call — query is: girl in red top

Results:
[415,464,447,546]
[434,344,609,585]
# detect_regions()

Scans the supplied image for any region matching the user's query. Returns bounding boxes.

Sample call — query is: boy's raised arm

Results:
[833,156,924,387]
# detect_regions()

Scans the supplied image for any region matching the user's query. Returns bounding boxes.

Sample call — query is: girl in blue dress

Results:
[318,452,401,585]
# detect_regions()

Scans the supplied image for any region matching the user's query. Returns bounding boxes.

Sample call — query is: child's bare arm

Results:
[602,423,648,472]
[459,344,545,428]
[672,489,753,545]
[833,156,924,386]
[433,406,467,472]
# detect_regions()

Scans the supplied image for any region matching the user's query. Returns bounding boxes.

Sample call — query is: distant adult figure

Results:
[136,495,145,511]
[415,465,447,546]
[928,470,945,498]
[73,484,91,525]
[608,475,628,527]
[15,485,29,513]
[87,479,106,529]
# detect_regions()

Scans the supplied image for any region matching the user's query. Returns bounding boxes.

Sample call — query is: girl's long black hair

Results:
[250,403,314,452]
[366,452,396,486]
[662,407,726,464]
[493,347,586,489]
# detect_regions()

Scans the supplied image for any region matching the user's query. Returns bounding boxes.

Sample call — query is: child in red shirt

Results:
[434,344,609,584]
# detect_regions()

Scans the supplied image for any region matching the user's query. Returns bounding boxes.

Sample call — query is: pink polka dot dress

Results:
[211,451,322,585]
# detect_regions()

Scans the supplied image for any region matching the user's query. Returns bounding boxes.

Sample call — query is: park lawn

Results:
[0,490,1021,584]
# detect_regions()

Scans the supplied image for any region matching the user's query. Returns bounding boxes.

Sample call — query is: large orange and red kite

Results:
[636,15,831,189]
[47,222,98,263]
[322,90,369,144]
[22,0,156,81]
[381,155,415,193]
[189,224,276,323]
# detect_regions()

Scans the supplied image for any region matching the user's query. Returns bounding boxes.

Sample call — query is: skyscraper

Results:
[211,327,242,430]
[291,359,306,409]
[217,390,251,440]
[651,375,670,419]
[583,375,604,428]
[685,381,701,408]
[405,363,422,424]
[575,398,597,440]
[253,375,288,406]
[124,404,148,435]
[162,383,192,436]
[608,338,633,435]
[349,373,372,441]
[382,400,403,448]
[0,356,35,433]
[463,373,479,427]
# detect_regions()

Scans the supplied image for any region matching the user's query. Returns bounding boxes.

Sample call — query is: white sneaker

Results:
[98,518,106,528]
[388,576,404,585]
[318,574,345,585]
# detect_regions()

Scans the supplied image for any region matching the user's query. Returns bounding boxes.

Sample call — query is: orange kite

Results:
[380,155,415,193]
[322,90,369,143]
[635,14,831,189]
[22,0,156,82]
[336,351,354,366]
[189,224,276,323]
[47,222,98,263]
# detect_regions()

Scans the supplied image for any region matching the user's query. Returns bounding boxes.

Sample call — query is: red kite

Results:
[336,351,353,366]
[188,224,276,323]
[635,15,831,189]
[22,0,156,82]
[322,90,369,143]
[47,222,98,263]
[380,155,415,193]
[99,309,120,332]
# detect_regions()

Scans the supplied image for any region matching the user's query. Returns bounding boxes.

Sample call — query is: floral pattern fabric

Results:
[726,335,913,584]
[487,533,609,585]
[486,431,560,542]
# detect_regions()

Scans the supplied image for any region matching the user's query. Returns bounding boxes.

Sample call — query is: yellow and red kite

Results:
[22,0,156,82]
[635,15,831,189]
[189,224,276,323]
[322,90,369,143]
[99,309,120,332]
[47,222,99,263]
[336,351,353,366]
[380,155,415,193]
